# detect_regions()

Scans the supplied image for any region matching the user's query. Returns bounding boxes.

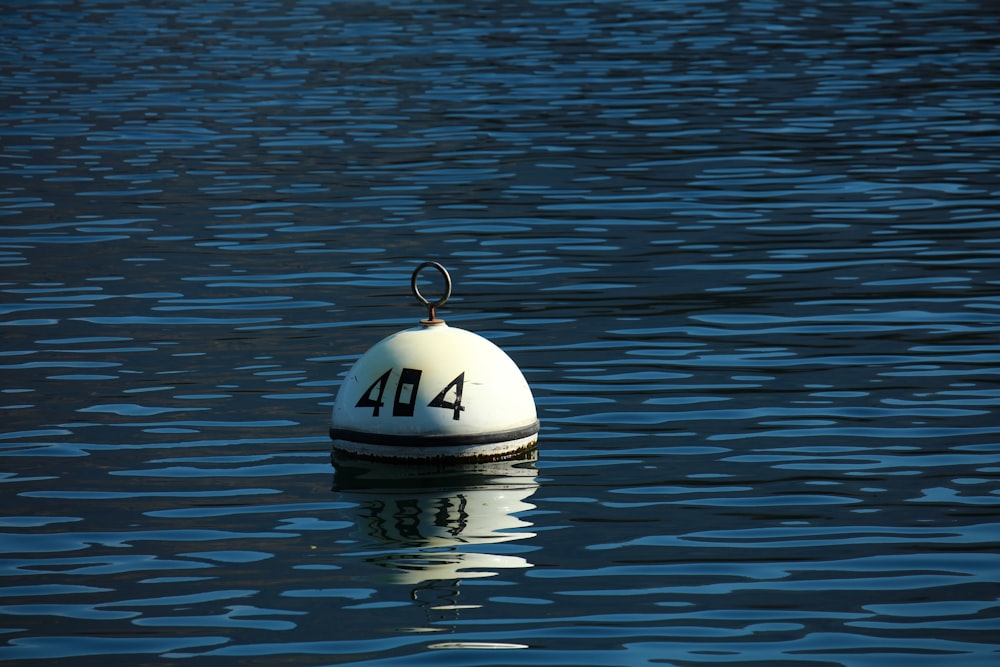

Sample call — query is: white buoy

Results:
[330,261,539,462]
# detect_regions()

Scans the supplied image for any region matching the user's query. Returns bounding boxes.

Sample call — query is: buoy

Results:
[330,261,539,462]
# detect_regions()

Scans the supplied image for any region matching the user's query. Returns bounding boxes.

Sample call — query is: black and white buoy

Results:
[330,261,539,462]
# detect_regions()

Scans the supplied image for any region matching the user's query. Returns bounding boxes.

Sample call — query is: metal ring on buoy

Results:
[411,261,451,324]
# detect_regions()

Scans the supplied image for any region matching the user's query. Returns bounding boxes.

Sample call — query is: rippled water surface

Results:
[3,0,1000,665]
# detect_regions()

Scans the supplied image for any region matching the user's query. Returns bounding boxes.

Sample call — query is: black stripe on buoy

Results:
[329,421,539,448]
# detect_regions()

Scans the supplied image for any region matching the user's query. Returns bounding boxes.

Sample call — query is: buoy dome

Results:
[330,262,539,462]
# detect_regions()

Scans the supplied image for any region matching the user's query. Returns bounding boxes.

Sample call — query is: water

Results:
[2,0,999,664]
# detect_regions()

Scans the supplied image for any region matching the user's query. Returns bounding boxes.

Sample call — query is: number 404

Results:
[355,368,465,421]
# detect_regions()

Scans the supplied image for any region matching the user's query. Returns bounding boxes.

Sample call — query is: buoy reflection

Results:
[332,452,538,586]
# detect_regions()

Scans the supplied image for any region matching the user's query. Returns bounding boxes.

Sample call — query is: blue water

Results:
[2,0,1000,665]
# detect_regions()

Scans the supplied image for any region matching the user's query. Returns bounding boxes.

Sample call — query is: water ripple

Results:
[2,0,999,664]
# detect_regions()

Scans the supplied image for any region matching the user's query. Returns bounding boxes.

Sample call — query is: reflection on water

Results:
[333,455,538,586]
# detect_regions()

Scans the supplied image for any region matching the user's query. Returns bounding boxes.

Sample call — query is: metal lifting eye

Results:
[411,261,452,324]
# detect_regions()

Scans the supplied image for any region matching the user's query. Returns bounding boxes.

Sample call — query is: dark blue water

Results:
[3,0,999,665]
